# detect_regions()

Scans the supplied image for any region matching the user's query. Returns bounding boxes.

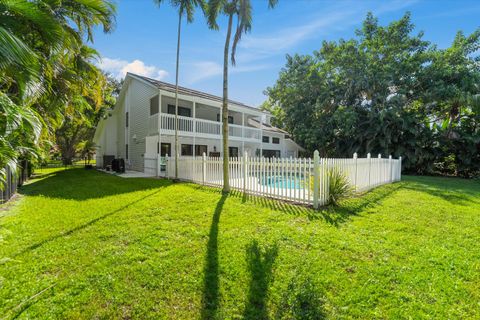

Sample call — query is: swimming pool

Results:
[260,175,305,189]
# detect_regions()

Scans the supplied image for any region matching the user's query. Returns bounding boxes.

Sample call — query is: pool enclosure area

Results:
[153,152,402,207]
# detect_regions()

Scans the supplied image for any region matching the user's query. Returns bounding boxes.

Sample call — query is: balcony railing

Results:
[149,113,261,141]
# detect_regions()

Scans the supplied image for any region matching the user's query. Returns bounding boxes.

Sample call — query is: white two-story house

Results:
[93,72,303,174]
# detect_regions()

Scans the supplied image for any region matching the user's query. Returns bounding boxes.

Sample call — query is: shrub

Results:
[327,168,353,205]
[310,167,353,206]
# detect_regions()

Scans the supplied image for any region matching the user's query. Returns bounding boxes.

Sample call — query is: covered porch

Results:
[148,95,263,142]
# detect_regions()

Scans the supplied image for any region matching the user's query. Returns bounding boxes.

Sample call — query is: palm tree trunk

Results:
[222,14,233,193]
[174,11,182,180]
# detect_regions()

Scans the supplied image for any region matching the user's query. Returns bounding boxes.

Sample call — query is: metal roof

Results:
[247,118,289,134]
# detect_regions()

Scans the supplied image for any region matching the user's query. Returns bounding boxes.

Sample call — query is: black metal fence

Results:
[1,161,29,204]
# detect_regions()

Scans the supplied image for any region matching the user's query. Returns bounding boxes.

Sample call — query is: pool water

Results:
[261,175,305,189]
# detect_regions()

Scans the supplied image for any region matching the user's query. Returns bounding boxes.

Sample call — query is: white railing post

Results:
[389,155,392,182]
[353,152,358,192]
[156,153,160,177]
[367,153,371,188]
[378,153,382,186]
[202,152,206,185]
[243,151,248,195]
[399,156,402,181]
[165,154,169,179]
[313,150,320,209]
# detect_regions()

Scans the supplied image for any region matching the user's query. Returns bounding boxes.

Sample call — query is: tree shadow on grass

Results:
[201,194,227,320]
[243,240,278,320]
[400,176,480,206]
[12,189,163,258]
[275,276,327,320]
[19,168,172,200]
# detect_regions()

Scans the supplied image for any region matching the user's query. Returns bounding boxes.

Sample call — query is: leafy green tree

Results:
[207,0,277,192]
[266,12,480,176]
[422,30,480,176]
[0,0,116,182]
[0,92,41,186]
[77,140,97,164]
[55,71,120,165]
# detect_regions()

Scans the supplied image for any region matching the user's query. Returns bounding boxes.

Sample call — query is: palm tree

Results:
[77,140,97,165]
[0,0,115,97]
[206,0,277,193]
[0,92,41,188]
[154,0,205,180]
[0,0,116,184]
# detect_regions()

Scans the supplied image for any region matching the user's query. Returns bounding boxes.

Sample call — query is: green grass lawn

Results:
[1,168,479,319]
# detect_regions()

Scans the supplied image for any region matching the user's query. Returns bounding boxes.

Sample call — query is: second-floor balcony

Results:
[148,113,262,142]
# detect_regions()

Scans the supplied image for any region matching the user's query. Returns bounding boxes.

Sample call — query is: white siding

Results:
[261,131,286,156]
[93,74,304,173]
[126,78,159,171]
[104,116,117,155]
[158,135,260,157]
[161,96,193,114]
[94,114,118,168]
[116,94,126,159]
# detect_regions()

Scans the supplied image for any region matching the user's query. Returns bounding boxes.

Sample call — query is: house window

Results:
[229,147,239,157]
[126,112,129,127]
[272,137,280,144]
[125,144,129,159]
[195,145,208,156]
[160,143,171,156]
[262,149,281,158]
[150,95,159,115]
[262,136,270,143]
[181,144,193,156]
[168,104,191,117]
[217,114,234,124]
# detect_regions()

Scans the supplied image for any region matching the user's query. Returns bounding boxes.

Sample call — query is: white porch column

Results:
[193,101,196,157]
[259,115,263,158]
[157,92,162,176]
[242,113,245,155]
[219,107,223,156]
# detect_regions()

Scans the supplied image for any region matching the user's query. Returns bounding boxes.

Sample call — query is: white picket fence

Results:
[164,151,402,208]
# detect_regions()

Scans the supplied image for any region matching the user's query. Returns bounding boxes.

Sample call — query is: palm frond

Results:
[268,0,278,9]
[206,0,224,30]
[231,0,252,65]
[1,0,66,50]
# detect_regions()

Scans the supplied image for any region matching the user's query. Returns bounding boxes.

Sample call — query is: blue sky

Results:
[94,0,480,106]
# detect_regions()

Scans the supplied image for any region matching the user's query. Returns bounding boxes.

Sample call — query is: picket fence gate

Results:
[164,151,401,208]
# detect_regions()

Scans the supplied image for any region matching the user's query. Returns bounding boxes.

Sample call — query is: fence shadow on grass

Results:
[19,168,172,200]
[201,194,227,320]
[12,189,163,258]
[243,240,278,320]
[191,182,403,227]
[317,182,405,226]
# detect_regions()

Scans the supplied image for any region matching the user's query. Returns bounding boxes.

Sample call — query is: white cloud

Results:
[184,61,271,84]
[98,57,169,80]
[238,0,418,63]
[185,61,223,83]
[240,10,355,54]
